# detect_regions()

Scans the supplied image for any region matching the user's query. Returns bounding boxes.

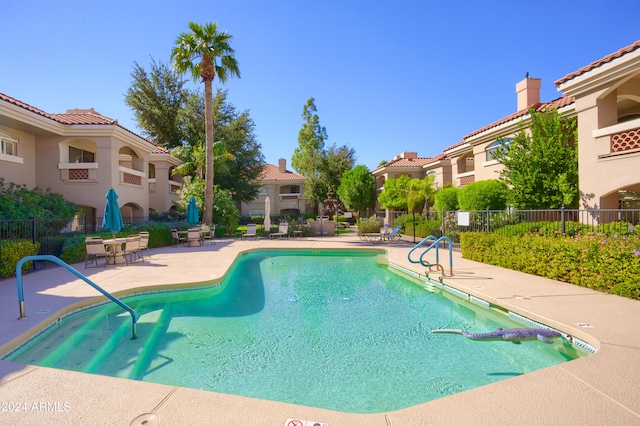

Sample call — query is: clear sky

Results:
[2,1,639,171]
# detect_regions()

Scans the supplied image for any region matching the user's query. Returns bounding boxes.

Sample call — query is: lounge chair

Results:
[242,223,258,239]
[269,223,289,239]
[85,237,110,268]
[361,223,390,242]
[381,225,402,243]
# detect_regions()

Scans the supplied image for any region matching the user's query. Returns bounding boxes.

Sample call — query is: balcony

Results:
[594,118,640,159]
[456,171,475,187]
[278,192,301,201]
[119,166,144,187]
[58,162,98,182]
[169,180,182,193]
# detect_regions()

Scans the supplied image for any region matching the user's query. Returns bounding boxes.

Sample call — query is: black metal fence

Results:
[0,216,148,274]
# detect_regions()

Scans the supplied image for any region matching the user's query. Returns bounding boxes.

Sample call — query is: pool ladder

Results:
[407,235,454,276]
[15,255,137,339]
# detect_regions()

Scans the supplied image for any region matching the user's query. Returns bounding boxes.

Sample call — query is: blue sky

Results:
[2,1,639,171]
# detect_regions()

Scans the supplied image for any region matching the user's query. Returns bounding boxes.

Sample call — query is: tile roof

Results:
[151,144,171,154]
[463,96,574,139]
[0,92,152,143]
[0,92,52,119]
[259,163,305,181]
[555,40,640,86]
[50,108,118,125]
[371,156,434,173]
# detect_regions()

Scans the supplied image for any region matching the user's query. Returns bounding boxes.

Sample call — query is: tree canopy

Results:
[337,165,376,215]
[493,107,578,209]
[125,59,263,206]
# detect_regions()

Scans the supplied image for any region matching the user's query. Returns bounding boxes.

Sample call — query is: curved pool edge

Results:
[1,235,639,425]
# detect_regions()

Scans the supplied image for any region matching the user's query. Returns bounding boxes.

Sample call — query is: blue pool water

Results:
[6,250,587,413]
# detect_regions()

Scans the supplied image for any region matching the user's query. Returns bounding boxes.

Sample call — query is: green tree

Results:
[458,179,509,210]
[434,186,460,212]
[292,98,355,207]
[493,107,578,209]
[407,175,436,215]
[125,59,187,148]
[378,175,412,211]
[171,21,240,224]
[337,165,376,215]
[292,97,326,178]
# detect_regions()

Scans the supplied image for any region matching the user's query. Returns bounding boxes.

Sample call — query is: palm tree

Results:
[171,22,240,224]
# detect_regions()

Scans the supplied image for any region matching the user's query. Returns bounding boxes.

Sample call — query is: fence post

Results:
[441,210,445,237]
[32,217,37,244]
[83,215,87,235]
[486,208,490,233]
[561,204,565,235]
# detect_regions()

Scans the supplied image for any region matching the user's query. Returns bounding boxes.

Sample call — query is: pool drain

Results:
[130,413,158,426]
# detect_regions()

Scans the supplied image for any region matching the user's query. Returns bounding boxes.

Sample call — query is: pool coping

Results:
[1,235,639,425]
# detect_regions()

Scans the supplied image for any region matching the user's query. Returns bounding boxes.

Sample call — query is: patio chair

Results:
[381,225,402,243]
[171,228,187,247]
[269,222,289,239]
[139,231,151,258]
[187,228,202,246]
[361,223,390,242]
[200,224,215,245]
[85,237,110,268]
[123,235,144,264]
[242,223,258,239]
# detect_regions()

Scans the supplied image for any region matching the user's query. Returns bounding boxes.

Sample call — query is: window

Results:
[1,132,18,156]
[486,138,512,162]
[258,187,267,194]
[69,146,95,163]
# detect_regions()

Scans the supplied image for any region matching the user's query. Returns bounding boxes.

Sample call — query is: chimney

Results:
[516,76,541,111]
[278,158,287,173]
[401,151,418,160]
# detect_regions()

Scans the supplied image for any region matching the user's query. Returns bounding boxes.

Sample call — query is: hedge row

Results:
[460,232,640,300]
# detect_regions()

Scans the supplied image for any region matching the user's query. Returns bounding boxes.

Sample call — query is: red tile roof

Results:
[152,144,171,154]
[555,40,640,86]
[50,108,118,125]
[372,156,434,173]
[463,96,574,139]
[0,92,153,143]
[259,163,305,181]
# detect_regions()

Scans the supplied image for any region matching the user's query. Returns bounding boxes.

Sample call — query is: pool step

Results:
[127,307,173,380]
[39,306,120,369]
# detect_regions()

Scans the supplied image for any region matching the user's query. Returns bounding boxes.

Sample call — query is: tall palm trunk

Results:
[203,64,215,224]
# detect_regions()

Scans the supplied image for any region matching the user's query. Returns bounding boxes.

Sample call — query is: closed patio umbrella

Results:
[187,196,199,227]
[102,187,125,239]
[264,197,271,234]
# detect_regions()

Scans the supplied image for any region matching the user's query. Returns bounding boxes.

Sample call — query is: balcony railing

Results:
[611,127,640,153]
[119,166,144,187]
[58,162,98,182]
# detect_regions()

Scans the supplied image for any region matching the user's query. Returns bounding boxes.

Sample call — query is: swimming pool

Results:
[6,250,589,413]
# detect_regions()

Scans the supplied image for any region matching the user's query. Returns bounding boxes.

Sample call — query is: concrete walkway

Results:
[1,234,639,425]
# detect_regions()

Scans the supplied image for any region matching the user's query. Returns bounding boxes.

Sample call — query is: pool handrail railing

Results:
[407,235,454,276]
[15,255,137,339]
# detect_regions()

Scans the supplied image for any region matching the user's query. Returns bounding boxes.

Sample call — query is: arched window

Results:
[0,130,18,157]
[486,138,512,162]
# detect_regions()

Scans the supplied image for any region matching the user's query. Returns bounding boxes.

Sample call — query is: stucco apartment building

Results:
[373,39,640,219]
[239,158,310,217]
[0,93,183,229]
[0,90,309,224]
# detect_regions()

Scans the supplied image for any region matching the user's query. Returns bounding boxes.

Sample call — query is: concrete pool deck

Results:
[1,234,639,425]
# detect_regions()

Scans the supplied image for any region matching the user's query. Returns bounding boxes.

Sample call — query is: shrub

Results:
[460,228,640,300]
[357,216,384,234]
[0,239,40,278]
[434,187,460,212]
[458,180,508,210]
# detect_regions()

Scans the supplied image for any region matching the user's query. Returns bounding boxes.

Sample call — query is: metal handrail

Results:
[15,255,137,339]
[407,235,454,276]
